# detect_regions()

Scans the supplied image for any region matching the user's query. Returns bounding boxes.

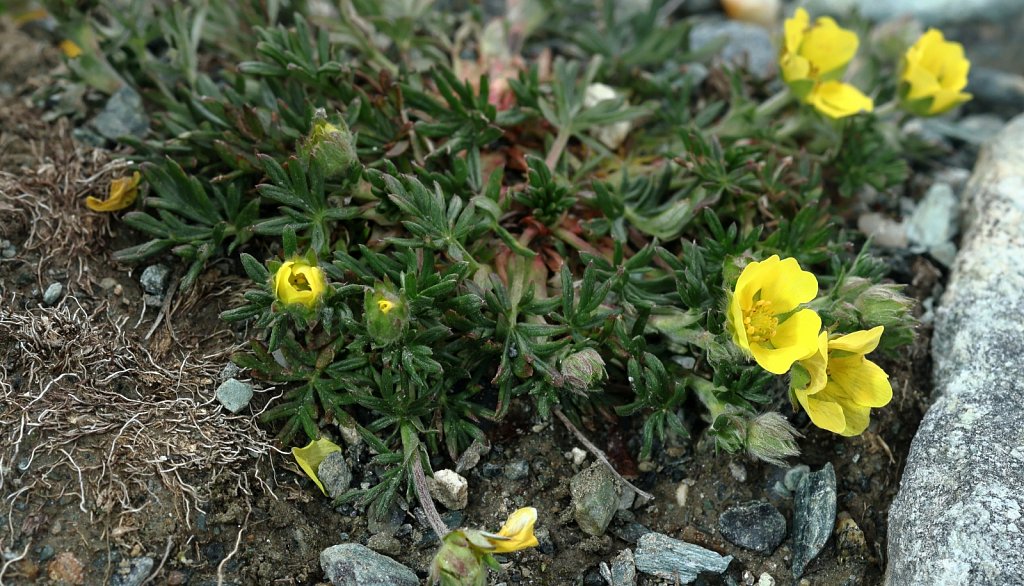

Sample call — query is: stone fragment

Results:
[320,544,418,586]
[92,86,150,140]
[887,114,1024,585]
[215,378,253,414]
[634,532,733,583]
[110,556,154,586]
[570,463,621,536]
[717,501,786,554]
[599,548,637,586]
[689,20,776,80]
[317,451,352,500]
[792,463,837,578]
[428,469,468,510]
[140,264,170,295]
[906,182,959,266]
[42,282,63,306]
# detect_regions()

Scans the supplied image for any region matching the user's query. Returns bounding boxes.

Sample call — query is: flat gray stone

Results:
[887,115,1024,585]
[634,532,733,583]
[320,544,418,586]
[718,501,786,554]
[689,20,776,80]
[570,462,621,536]
[215,378,253,414]
[110,556,153,586]
[600,548,637,586]
[792,463,836,578]
[800,0,1024,25]
[92,86,150,140]
[907,182,959,266]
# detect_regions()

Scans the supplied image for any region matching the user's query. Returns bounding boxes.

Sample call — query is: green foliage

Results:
[53,0,922,513]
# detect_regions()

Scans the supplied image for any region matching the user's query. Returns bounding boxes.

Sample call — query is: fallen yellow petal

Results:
[85,172,141,212]
[291,437,342,496]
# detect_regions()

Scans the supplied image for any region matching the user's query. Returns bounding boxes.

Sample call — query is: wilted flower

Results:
[291,437,342,496]
[900,29,971,116]
[792,326,893,436]
[744,412,802,466]
[85,171,141,212]
[727,255,822,374]
[780,8,873,118]
[299,109,357,178]
[273,259,327,309]
[429,508,539,585]
[364,282,409,346]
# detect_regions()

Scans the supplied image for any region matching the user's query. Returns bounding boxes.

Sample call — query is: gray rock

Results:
[570,463,621,536]
[219,362,241,381]
[610,521,653,544]
[689,20,776,80]
[858,212,908,249]
[969,67,1024,118]
[428,469,468,510]
[800,0,1024,26]
[320,544,418,586]
[887,114,1024,585]
[317,451,352,499]
[92,86,150,140]
[110,556,153,586]
[792,463,837,578]
[215,378,253,414]
[718,501,787,554]
[367,502,405,536]
[504,460,530,481]
[140,264,170,295]
[907,182,959,266]
[600,549,637,586]
[1,240,15,259]
[634,532,733,583]
[42,283,63,306]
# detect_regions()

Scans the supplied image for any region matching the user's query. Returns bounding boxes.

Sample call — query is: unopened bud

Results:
[299,109,357,178]
[428,530,487,586]
[560,348,607,393]
[745,412,802,467]
[364,283,408,346]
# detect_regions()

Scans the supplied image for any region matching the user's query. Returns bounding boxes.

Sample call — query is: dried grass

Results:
[0,295,279,582]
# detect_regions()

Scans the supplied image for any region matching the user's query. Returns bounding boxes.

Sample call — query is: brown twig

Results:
[411,456,448,539]
[552,407,654,501]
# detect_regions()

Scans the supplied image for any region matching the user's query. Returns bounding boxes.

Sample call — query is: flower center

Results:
[289,272,312,292]
[377,299,395,314]
[743,299,778,343]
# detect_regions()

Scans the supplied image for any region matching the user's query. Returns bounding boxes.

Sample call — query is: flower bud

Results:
[364,283,409,346]
[852,281,915,331]
[273,259,327,309]
[744,412,802,467]
[560,348,607,393]
[299,109,357,178]
[429,531,488,586]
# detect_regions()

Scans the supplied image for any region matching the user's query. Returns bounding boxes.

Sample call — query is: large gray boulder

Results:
[886,115,1024,584]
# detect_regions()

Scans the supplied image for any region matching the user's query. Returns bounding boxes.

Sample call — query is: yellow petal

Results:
[85,171,141,212]
[750,308,821,374]
[838,402,871,436]
[757,256,819,313]
[274,260,326,308]
[291,438,342,496]
[60,39,83,59]
[781,54,812,84]
[929,88,972,115]
[828,356,893,408]
[807,81,873,119]
[795,389,847,434]
[902,63,942,101]
[797,331,829,394]
[488,507,539,553]
[783,8,810,56]
[727,290,751,353]
[827,325,883,355]
[800,17,858,77]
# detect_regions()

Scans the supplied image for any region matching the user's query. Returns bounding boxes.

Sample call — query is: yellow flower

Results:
[792,326,893,436]
[780,8,873,118]
[483,507,539,553]
[291,437,342,496]
[727,255,822,375]
[273,259,327,308]
[900,29,972,116]
[85,171,141,212]
[377,299,395,314]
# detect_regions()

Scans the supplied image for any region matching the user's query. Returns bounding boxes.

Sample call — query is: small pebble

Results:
[569,447,587,466]
[42,283,63,306]
[429,469,468,510]
[140,263,170,295]
[504,460,530,481]
[215,378,253,414]
[729,462,748,483]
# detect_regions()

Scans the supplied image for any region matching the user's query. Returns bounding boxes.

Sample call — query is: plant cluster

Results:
[35,0,961,574]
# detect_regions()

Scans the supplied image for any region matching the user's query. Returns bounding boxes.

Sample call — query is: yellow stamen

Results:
[744,299,778,343]
[377,299,395,314]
